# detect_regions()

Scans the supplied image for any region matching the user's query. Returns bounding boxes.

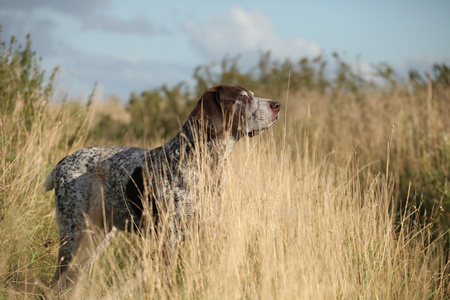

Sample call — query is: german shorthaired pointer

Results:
[44,84,280,288]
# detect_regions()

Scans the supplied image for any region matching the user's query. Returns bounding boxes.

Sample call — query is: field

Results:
[1,36,449,298]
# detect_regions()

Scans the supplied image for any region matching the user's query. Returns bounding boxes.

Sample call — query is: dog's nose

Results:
[270,101,281,112]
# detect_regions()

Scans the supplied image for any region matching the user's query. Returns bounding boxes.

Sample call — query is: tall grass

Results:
[1,86,449,298]
[1,34,449,298]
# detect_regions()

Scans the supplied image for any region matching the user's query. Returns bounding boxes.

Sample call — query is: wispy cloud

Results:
[1,0,166,37]
[184,7,322,64]
[0,13,59,56]
[82,14,169,35]
[58,43,192,99]
[0,0,111,18]
[0,0,177,100]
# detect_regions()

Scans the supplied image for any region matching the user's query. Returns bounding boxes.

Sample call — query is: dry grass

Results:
[0,86,449,299]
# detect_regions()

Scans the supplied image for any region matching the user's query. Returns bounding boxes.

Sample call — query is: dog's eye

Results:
[237,95,251,102]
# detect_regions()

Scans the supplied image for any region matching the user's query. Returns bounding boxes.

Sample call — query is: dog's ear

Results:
[192,86,225,135]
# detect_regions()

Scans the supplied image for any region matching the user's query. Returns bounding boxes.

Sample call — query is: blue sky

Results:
[1,0,449,101]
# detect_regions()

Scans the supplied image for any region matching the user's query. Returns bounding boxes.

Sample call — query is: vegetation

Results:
[1,34,449,298]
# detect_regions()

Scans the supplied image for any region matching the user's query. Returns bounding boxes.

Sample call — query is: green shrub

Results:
[0,30,58,129]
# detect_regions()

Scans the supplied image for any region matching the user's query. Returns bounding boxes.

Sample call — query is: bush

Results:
[0,30,58,129]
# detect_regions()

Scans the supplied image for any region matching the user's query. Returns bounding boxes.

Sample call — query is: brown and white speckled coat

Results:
[44,84,280,288]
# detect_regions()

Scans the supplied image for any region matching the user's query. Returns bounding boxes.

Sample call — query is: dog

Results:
[44,84,280,288]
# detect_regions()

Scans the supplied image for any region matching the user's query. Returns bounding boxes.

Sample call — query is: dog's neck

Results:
[162,115,239,166]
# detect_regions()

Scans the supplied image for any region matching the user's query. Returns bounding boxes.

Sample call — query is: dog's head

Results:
[193,84,280,138]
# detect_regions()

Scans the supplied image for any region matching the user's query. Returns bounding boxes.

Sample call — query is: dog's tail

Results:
[44,169,55,192]
[45,156,68,192]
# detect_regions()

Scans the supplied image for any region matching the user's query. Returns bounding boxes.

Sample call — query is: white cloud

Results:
[184,7,322,63]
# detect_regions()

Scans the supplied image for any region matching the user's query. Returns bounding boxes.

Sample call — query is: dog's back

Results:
[46,145,152,227]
